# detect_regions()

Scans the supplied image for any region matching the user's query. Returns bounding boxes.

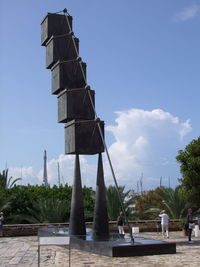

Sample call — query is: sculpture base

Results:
[71,235,176,257]
[38,228,176,257]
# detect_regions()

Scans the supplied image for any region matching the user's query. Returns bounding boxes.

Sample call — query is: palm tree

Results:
[106,185,136,220]
[0,195,10,213]
[0,169,21,189]
[0,189,11,222]
[135,186,189,219]
[156,186,190,219]
[135,189,163,219]
[13,198,70,224]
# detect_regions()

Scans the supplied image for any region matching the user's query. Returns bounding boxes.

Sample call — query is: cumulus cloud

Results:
[8,108,192,190]
[8,154,97,188]
[8,166,36,185]
[105,109,192,189]
[36,154,97,187]
[36,154,75,185]
[179,119,192,139]
[173,4,200,22]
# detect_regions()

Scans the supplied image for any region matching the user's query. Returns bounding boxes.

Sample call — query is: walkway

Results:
[0,232,200,266]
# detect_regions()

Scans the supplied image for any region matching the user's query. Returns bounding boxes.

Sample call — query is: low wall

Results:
[109,219,183,232]
[1,223,68,237]
[1,219,191,237]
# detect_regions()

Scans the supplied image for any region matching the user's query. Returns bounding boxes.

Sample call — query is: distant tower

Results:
[57,162,61,187]
[43,150,49,187]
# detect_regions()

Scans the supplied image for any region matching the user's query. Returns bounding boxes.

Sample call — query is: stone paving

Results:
[0,232,200,266]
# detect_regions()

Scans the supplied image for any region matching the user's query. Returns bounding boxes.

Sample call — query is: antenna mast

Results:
[57,162,61,187]
[43,150,49,187]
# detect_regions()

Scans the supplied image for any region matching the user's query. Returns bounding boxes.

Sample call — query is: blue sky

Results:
[0,0,200,190]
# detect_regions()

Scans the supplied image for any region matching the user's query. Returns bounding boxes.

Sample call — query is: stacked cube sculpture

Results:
[41,11,109,237]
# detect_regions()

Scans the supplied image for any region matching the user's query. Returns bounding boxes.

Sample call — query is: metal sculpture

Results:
[41,8,132,240]
[39,10,178,257]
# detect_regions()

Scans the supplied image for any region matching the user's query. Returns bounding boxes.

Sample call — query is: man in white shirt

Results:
[159,210,169,238]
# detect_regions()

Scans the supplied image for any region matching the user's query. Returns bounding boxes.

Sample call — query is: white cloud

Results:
[180,119,192,139]
[8,166,36,185]
[7,108,192,190]
[7,154,97,188]
[105,108,192,189]
[36,154,96,187]
[37,154,75,185]
[173,4,199,22]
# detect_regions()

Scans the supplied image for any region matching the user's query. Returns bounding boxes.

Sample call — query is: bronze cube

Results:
[41,13,72,46]
[52,60,86,95]
[65,120,105,155]
[46,34,79,69]
[58,88,95,122]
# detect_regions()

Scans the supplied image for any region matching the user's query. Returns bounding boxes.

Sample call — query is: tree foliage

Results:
[135,186,188,219]
[3,184,73,223]
[83,186,95,221]
[156,186,189,219]
[176,137,200,207]
[106,185,136,220]
[135,189,162,219]
[14,198,70,224]
[0,189,11,212]
[0,182,96,224]
[0,169,21,189]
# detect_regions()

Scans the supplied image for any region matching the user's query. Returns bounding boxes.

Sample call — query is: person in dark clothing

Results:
[187,208,194,243]
[117,211,125,235]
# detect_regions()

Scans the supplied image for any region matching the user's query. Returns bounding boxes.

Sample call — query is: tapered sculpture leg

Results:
[93,153,109,236]
[69,154,86,235]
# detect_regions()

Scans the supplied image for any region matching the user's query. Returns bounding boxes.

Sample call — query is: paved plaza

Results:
[0,232,200,266]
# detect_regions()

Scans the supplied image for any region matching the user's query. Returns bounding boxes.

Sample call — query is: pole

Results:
[58,162,61,187]
[38,245,40,267]
[69,243,71,267]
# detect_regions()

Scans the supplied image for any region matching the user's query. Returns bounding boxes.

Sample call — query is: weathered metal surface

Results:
[41,13,72,46]
[69,154,86,236]
[70,236,176,257]
[46,35,79,69]
[57,88,95,122]
[65,120,105,155]
[93,153,109,236]
[51,60,86,94]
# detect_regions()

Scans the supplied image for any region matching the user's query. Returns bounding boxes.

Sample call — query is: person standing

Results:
[187,208,194,243]
[197,215,200,230]
[0,212,4,237]
[159,210,169,238]
[117,211,125,235]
